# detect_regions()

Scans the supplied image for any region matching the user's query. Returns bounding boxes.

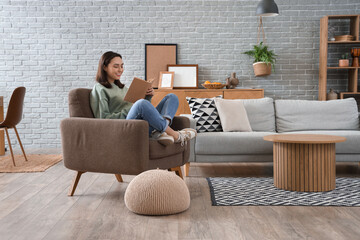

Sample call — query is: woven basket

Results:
[253,62,271,77]
[202,83,226,89]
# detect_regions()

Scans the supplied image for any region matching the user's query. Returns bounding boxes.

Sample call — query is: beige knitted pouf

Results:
[124,169,190,215]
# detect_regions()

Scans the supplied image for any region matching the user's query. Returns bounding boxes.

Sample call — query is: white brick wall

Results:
[0,0,359,148]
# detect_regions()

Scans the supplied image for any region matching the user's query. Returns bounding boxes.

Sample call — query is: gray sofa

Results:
[182,97,360,174]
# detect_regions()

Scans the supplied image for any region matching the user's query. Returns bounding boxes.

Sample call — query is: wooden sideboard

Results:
[0,96,4,155]
[152,89,264,115]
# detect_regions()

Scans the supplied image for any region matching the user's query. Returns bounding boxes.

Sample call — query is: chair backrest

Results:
[68,88,95,118]
[1,87,26,128]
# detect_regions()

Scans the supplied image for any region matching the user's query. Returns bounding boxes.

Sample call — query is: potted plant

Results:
[339,53,349,67]
[243,42,277,77]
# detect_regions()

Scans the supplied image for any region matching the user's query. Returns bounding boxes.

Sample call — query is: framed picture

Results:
[167,64,198,89]
[340,92,360,111]
[145,44,177,89]
[158,71,174,89]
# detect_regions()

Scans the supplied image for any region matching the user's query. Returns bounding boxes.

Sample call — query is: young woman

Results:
[90,51,196,146]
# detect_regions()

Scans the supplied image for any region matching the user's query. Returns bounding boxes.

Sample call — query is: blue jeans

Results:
[126,93,179,136]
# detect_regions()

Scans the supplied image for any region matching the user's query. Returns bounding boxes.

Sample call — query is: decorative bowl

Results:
[202,83,226,89]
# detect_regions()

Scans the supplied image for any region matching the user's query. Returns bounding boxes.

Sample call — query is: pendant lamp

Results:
[256,0,279,16]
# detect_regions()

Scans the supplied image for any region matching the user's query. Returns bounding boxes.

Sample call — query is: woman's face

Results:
[104,56,124,83]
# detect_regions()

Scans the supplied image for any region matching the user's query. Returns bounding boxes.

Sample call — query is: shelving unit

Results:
[318,15,360,100]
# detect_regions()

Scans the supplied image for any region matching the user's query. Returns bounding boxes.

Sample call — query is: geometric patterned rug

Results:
[207,177,360,207]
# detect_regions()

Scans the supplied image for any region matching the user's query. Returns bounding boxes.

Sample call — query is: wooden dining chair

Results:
[0,87,27,166]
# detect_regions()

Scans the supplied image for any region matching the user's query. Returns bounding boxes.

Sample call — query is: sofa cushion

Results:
[186,96,222,133]
[242,97,275,132]
[282,131,360,154]
[195,132,275,155]
[275,98,359,132]
[214,98,252,132]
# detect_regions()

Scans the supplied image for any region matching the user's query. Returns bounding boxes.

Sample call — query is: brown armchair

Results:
[60,88,190,196]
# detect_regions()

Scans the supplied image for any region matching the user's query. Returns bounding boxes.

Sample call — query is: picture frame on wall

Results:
[167,64,198,89]
[158,71,174,89]
[145,44,177,89]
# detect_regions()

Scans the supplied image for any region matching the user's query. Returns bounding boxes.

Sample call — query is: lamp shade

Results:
[256,0,279,16]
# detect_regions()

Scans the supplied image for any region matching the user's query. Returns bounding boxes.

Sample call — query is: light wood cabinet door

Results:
[152,90,186,116]
[223,89,264,99]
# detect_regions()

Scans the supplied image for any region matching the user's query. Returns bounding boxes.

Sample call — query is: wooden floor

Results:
[0,149,359,240]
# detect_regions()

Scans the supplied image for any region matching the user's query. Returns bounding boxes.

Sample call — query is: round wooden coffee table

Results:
[263,134,346,192]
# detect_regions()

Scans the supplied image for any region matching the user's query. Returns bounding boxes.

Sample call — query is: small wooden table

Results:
[264,134,346,192]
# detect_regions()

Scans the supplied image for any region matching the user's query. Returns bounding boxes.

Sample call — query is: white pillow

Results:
[214,98,252,132]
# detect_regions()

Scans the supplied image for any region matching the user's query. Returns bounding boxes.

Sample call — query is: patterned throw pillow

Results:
[186,96,222,132]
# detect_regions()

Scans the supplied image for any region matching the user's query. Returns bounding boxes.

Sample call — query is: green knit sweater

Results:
[90,83,133,119]
[90,82,152,119]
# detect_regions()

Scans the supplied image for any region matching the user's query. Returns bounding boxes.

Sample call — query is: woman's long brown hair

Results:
[96,51,125,88]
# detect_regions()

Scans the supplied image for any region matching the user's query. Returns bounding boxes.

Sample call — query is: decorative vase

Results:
[339,59,349,67]
[226,72,239,89]
[351,48,360,67]
[326,89,338,100]
[253,62,271,77]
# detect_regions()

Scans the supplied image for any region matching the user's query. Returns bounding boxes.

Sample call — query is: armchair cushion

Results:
[149,140,186,159]
[149,116,191,159]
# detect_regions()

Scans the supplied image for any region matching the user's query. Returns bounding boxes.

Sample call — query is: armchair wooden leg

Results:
[169,166,183,179]
[115,174,123,182]
[13,126,28,161]
[68,171,85,196]
[184,162,190,177]
[4,128,16,167]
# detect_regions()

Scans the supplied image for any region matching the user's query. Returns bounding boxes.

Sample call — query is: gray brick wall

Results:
[0,0,359,148]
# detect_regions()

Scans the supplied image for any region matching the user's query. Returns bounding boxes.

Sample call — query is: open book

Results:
[123,77,152,103]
